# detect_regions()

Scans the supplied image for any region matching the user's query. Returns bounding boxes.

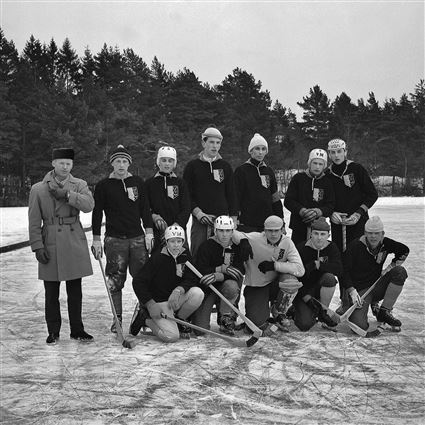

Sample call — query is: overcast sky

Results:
[1,0,423,118]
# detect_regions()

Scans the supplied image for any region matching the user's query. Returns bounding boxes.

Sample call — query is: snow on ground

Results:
[0,199,424,424]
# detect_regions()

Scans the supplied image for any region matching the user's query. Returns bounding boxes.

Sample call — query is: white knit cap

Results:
[365,216,384,232]
[202,127,223,142]
[248,133,268,153]
[328,138,346,151]
[156,146,177,167]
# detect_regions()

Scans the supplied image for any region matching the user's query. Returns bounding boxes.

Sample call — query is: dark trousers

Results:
[44,279,84,335]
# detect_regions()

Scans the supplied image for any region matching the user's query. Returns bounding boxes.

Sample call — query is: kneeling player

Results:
[233,215,305,334]
[130,225,204,342]
[192,216,244,335]
[294,218,343,331]
[343,216,409,332]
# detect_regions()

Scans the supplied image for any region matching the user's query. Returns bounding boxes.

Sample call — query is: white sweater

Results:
[233,230,305,287]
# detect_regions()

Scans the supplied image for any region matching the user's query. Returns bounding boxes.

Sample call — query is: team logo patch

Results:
[260,175,270,189]
[167,185,179,200]
[224,252,234,265]
[376,251,387,265]
[176,263,185,277]
[343,174,355,188]
[319,256,328,264]
[312,188,324,202]
[213,169,224,183]
[127,187,139,201]
[276,249,286,261]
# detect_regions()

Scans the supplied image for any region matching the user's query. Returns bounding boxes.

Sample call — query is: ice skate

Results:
[46,333,59,344]
[70,330,93,341]
[177,320,191,339]
[129,302,149,336]
[307,298,338,328]
[376,307,402,332]
[219,314,235,336]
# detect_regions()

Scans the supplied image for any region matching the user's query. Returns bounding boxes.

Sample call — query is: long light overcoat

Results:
[28,171,94,281]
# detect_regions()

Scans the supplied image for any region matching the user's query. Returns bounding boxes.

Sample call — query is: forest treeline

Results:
[0,29,424,195]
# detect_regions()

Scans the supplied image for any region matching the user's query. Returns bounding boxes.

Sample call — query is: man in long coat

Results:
[29,148,94,344]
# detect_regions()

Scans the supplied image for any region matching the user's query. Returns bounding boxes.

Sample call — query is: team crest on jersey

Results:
[167,185,179,200]
[343,174,355,188]
[276,249,286,261]
[127,187,139,201]
[260,175,270,189]
[176,263,185,277]
[376,251,387,265]
[312,188,324,202]
[224,252,234,265]
[213,169,224,183]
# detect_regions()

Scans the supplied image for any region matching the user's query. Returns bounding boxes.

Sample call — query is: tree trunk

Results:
[391,175,396,197]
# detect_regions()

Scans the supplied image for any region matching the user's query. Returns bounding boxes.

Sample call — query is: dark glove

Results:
[49,187,68,200]
[199,215,215,226]
[225,265,244,282]
[239,239,253,262]
[258,260,275,274]
[302,209,318,223]
[200,273,216,287]
[35,248,50,264]
[343,212,361,226]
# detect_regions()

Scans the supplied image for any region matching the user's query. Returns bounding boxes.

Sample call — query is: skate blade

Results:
[321,323,338,332]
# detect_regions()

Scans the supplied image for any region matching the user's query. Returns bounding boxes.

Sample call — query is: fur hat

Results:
[109,145,132,164]
[157,146,177,167]
[202,127,223,142]
[248,133,268,153]
[52,148,74,160]
[365,216,384,232]
[311,217,330,232]
[264,215,284,230]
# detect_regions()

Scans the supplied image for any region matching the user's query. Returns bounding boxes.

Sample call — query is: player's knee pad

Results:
[319,273,338,288]
[221,279,240,299]
[388,265,408,285]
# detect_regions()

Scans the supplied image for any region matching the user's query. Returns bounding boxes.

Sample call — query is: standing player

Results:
[91,145,154,333]
[343,216,409,333]
[234,133,283,232]
[183,127,237,259]
[131,225,204,342]
[145,146,191,252]
[284,148,335,245]
[192,216,245,335]
[294,218,343,331]
[326,138,378,313]
[29,147,94,344]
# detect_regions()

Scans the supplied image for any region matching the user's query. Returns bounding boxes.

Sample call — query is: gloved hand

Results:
[258,260,275,274]
[168,288,183,310]
[35,247,50,264]
[49,187,68,200]
[343,212,361,226]
[225,265,244,282]
[91,240,103,259]
[302,208,320,223]
[145,233,154,253]
[349,288,363,308]
[239,239,253,262]
[199,214,215,226]
[200,273,216,287]
[146,301,162,320]
[331,212,344,225]
[153,214,167,232]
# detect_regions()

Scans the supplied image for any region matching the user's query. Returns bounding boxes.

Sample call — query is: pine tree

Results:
[297,85,331,145]
[57,38,80,93]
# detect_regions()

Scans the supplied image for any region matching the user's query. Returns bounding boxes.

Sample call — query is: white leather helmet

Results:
[308,148,328,167]
[214,215,234,230]
[157,146,177,167]
[327,138,346,151]
[164,225,185,241]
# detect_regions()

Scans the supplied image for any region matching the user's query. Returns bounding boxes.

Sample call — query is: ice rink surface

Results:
[1,198,424,424]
